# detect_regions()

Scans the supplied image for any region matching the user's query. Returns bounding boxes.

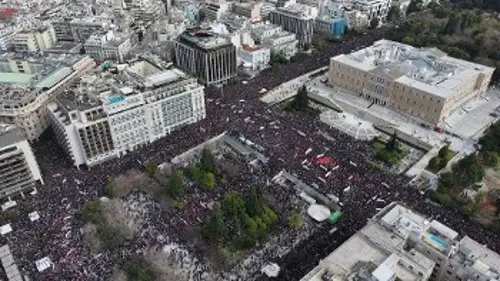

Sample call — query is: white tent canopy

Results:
[307,204,331,222]
[0,224,12,235]
[35,257,53,272]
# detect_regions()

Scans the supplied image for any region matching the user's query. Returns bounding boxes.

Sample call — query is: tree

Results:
[222,192,246,218]
[145,160,159,177]
[200,148,217,173]
[291,85,309,111]
[246,187,264,217]
[187,165,203,182]
[369,17,379,29]
[443,13,462,35]
[201,172,216,191]
[483,151,500,167]
[288,211,304,230]
[82,200,102,224]
[124,257,157,281]
[106,177,116,198]
[438,145,452,161]
[165,169,186,198]
[387,6,401,22]
[202,204,227,242]
[428,157,441,171]
[406,0,423,15]
[387,131,398,152]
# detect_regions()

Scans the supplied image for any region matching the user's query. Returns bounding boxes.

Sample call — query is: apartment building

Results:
[0,25,22,51]
[0,53,95,140]
[352,0,392,21]
[301,203,500,281]
[47,57,206,167]
[11,26,57,53]
[0,124,43,199]
[251,23,298,60]
[269,4,316,46]
[174,29,237,86]
[52,17,113,43]
[328,40,494,126]
[238,44,270,71]
[204,1,233,22]
[232,2,264,22]
[84,31,132,62]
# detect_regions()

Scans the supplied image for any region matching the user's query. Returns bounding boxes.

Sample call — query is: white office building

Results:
[269,3,316,46]
[301,203,500,281]
[0,124,43,199]
[47,57,206,167]
[84,31,132,62]
[238,44,271,71]
[251,23,299,60]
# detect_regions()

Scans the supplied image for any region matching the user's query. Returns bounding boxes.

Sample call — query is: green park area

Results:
[373,133,408,166]
[202,187,279,251]
[432,121,500,234]
[426,145,455,173]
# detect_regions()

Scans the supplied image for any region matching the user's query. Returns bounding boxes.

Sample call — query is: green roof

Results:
[36,67,73,89]
[0,72,35,84]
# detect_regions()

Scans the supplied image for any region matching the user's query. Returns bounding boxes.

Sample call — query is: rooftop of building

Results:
[0,124,24,149]
[178,28,233,50]
[47,41,82,54]
[333,40,496,98]
[274,3,315,19]
[301,202,500,281]
[56,56,196,113]
[0,53,90,104]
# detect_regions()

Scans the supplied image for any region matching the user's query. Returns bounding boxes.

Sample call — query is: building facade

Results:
[352,0,392,21]
[269,4,316,46]
[48,57,206,167]
[84,31,132,62]
[0,125,43,199]
[0,53,95,140]
[301,203,500,281]
[174,29,237,86]
[11,26,57,53]
[251,24,298,60]
[238,44,271,71]
[328,40,494,126]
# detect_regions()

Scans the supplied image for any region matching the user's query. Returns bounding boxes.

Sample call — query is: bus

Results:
[328,211,343,224]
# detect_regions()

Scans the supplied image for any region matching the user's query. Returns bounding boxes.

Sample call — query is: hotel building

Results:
[47,56,206,167]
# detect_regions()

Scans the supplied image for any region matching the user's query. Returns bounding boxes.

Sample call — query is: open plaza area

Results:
[0,27,499,281]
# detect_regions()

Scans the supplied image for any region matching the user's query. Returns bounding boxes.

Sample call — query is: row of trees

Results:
[433,122,500,216]
[202,188,279,250]
[427,145,454,173]
[186,148,218,191]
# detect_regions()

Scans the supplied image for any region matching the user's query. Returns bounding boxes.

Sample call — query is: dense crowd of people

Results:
[0,27,498,281]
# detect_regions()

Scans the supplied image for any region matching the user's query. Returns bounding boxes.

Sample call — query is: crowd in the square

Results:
[1,28,498,281]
